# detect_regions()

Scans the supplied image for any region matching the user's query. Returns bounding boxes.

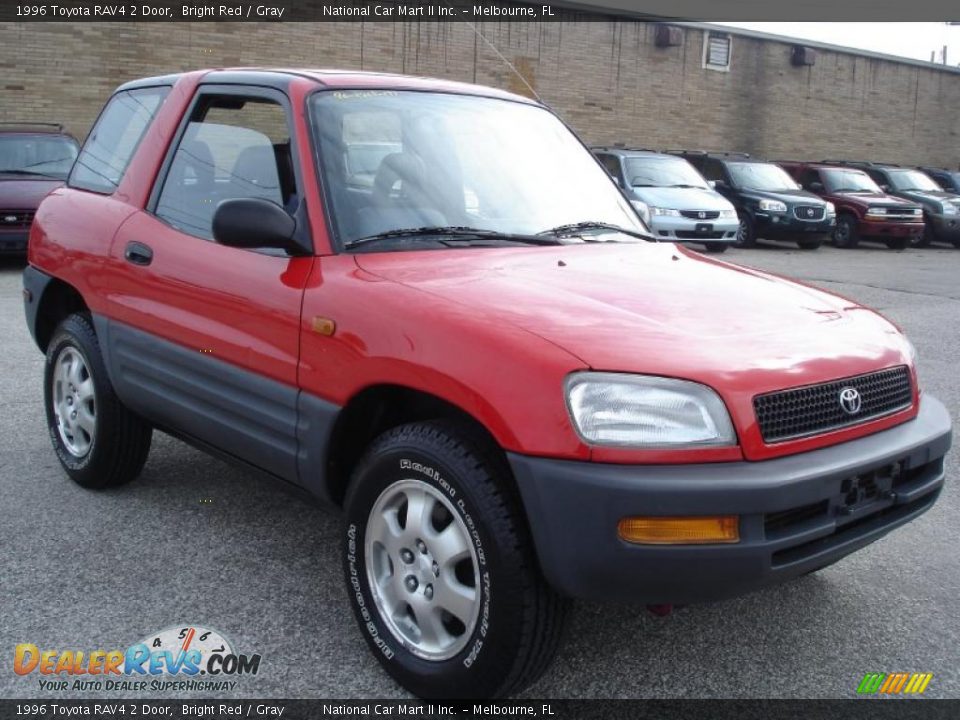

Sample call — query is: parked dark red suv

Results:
[0,123,78,255]
[779,161,924,249]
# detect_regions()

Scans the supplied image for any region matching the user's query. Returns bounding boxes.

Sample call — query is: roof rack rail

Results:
[591,145,660,153]
[0,122,66,132]
[665,149,751,159]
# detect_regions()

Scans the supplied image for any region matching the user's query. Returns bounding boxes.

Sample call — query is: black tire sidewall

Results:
[343,435,526,698]
[834,215,858,247]
[43,315,120,486]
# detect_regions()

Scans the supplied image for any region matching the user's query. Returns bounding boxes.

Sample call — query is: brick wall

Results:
[1,20,958,167]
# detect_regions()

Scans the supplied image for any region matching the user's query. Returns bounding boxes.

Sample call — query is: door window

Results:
[154,95,296,240]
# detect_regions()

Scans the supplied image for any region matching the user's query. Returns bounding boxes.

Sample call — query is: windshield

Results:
[0,134,79,179]
[624,156,709,189]
[886,170,942,192]
[310,91,642,248]
[727,162,799,192]
[822,168,882,194]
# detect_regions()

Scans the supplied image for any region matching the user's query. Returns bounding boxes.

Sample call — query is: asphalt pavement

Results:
[1,241,957,700]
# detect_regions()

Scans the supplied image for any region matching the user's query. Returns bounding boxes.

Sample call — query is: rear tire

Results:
[734,216,756,248]
[704,242,728,253]
[884,237,909,250]
[43,313,152,489]
[342,420,567,699]
[833,215,859,248]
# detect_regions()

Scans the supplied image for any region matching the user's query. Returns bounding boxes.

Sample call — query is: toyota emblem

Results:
[839,387,862,415]
[698,211,706,219]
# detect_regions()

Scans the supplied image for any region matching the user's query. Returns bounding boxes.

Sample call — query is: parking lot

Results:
[0,243,957,700]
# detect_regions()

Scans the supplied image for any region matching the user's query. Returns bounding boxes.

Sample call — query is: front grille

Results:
[676,230,726,239]
[793,205,825,220]
[0,210,34,229]
[754,366,913,443]
[679,210,720,220]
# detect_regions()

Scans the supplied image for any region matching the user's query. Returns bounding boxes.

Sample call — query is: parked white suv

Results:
[594,147,739,252]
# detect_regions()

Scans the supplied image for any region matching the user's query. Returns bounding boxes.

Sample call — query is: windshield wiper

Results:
[538,221,656,242]
[0,168,59,178]
[347,226,563,250]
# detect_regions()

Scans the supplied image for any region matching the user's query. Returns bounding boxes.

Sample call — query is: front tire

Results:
[44,313,152,488]
[734,216,756,248]
[833,214,859,248]
[912,224,933,248]
[342,421,566,699]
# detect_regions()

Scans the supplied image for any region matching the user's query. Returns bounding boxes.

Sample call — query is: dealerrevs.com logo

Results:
[14,625,262,693]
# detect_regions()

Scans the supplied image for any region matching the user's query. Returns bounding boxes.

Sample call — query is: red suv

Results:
[22,70,952,699]
[779,161,924,249]
[0,123,79,255]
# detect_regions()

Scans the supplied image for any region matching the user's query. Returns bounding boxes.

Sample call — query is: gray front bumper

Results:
[509,396,952,604]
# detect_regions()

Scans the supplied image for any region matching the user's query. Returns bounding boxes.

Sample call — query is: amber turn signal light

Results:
[617,516,740,545]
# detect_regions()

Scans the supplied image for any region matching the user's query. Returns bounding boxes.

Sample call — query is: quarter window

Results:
[69,86,170,194]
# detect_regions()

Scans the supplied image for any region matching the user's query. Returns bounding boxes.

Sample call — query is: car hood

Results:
[629,186,734,212]
[898,189,960,205]
[0,176,64,209]
[355,242,908,397]
[740,187,825,205]
[830,192,920,209]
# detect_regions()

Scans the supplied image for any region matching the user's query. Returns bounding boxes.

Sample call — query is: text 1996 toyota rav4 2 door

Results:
[23,70,952,699]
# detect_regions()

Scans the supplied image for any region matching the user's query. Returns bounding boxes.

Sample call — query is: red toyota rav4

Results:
[779,161,924,250]
[23,70,952,699]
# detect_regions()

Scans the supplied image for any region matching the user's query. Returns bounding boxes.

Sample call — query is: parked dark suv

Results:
[779,162,924,250]
[823,161,960,248]
[0,123,79,255]
[671,151,834,250]
[918,166,960,194]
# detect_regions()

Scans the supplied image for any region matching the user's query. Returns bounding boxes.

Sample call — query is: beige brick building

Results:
[1,19,958,167]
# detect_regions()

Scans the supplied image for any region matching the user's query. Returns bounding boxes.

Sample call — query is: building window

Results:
[703,32,732,72]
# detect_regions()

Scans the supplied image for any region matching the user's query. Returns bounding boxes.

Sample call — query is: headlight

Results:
[650,207,681,217]
[758,199,787,213]
[719,209,737,219]
[941,203,958,215]
[866,207,887,217]
[565,373,736,448]
[630,199,650,224]
[825,202,836,216]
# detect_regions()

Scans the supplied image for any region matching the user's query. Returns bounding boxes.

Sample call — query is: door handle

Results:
[124,241,153,266]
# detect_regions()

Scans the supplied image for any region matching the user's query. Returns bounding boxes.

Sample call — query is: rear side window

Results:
[69,86,169,194]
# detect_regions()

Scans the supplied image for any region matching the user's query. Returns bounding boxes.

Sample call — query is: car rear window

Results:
[69,86,170,194]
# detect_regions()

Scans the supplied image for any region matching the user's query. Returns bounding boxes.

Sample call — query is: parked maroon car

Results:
[779,161,924,250]
[0,123,79,255]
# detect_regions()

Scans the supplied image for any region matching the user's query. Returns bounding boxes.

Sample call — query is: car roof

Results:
[592,147,674,159]
[116,68,538,105]
[0,122,75,138]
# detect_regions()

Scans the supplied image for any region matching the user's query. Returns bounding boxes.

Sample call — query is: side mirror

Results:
[714,180,729,191]
[707,180,717,189]
[809,181,824,192]
[213,198,298,252]
[880,184,890,192]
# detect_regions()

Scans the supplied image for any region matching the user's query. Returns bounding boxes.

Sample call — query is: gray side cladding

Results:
[93,315,340,501]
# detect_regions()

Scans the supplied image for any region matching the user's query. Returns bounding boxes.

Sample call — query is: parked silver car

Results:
[593,147,739,252]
